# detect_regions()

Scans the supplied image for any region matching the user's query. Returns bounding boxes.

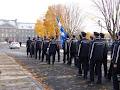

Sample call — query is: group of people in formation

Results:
[26,31,120,90]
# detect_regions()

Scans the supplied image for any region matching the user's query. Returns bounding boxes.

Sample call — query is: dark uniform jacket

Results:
[49,39,57,54]
[70,38,78,54]
[35,39,42,49]
[89,38,105,61]
[78,38,89,58]
[111,40,120,74]
[100,38,108,60]
[63,38,70,53]
[42,39,49,52]
[26,39,32,52]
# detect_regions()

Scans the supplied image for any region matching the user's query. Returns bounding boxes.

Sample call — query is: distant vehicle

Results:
[9,42,20,49]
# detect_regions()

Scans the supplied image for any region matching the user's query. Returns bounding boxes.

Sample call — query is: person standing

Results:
[89,32,105,84]
[77,32,89,79]
[56,36,61,62]
[100,33,108,78]
[41,36,49,62]
[63,35,70,64]
[35,36,42,60]
[111,32,120,90]
[68,35,78,66]
[48,37,57,65]
[26,37,32,57]
[30,38,36,58]
[107,33,119,81]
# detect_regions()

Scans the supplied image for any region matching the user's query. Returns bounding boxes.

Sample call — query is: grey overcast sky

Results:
[0,0,94,22]
[0,0,107,32]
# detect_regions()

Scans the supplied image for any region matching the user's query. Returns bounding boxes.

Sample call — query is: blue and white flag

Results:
[56,17,67,47]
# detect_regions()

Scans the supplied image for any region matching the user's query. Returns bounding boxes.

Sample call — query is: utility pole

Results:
[98,20,102,33]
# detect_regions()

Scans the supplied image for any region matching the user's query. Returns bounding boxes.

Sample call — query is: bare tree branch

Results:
[93,0,120,39]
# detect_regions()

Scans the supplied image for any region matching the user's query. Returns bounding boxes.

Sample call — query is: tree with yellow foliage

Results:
[35,4,83,38]
[35,5,65,38]
[35,20,45,37]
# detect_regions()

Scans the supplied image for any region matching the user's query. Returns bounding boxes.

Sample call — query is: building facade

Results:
[0,19,36,42]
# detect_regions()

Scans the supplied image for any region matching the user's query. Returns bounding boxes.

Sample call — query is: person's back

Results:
[42,38,49,51]
[78,38,89,58]
[35,37,42,60]
[36,38,42,49]
[70,37,78,54]
[90,39,105,60]
[27,39,32,48]
[49,39,57,54]
[48,37,57,65]
[26,37,32,56]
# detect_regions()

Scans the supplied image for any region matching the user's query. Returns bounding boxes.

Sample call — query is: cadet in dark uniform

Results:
[89,32,105,84]
[68,35,78,66]
[41,36,49,62]
[111,32,120,90]
[35,36,42,60]
[30,38,35,58]
[77,32,89,79]
[63,35,70,64]
[56,36,61,62]
[48,37,57,65]
[26,37,32,57]
[100,33,108,78]
[107,33,118,81]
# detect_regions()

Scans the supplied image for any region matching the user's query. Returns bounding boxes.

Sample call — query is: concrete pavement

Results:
[0,53,43,90]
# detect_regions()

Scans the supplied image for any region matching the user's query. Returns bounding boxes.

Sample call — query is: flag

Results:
[56,17,67,47]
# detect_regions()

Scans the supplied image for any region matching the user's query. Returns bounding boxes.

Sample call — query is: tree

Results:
[35,4,84,38]
[93,0,120,39]
[63,4,84,36]
[35,20,45,37]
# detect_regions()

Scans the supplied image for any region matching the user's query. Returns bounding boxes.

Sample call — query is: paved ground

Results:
[8,53,113,90]
[0,43,114,90]
[0,53,43,90]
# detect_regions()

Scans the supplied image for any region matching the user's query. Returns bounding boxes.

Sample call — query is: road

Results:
[0,43,113,90]
[0,43,43,90]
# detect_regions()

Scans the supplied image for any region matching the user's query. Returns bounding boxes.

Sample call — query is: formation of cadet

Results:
[26,31,120,90]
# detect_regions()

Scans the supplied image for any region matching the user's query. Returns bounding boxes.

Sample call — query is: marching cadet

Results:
[111,32,120,90]
[68,35,78,66]
[26,37,32,57]
[89,32,105,84]
[77,32,89,79]
[56,36,61,62]
[107,33,118,81]
[35,36,42,60]
[100,33,108,78]
[41,36,49,62]
[48,37,57,65]
[63,35,70,64]
[30,37,36,58]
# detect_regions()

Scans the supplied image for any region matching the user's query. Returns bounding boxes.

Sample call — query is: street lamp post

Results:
[98,20,102,33]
